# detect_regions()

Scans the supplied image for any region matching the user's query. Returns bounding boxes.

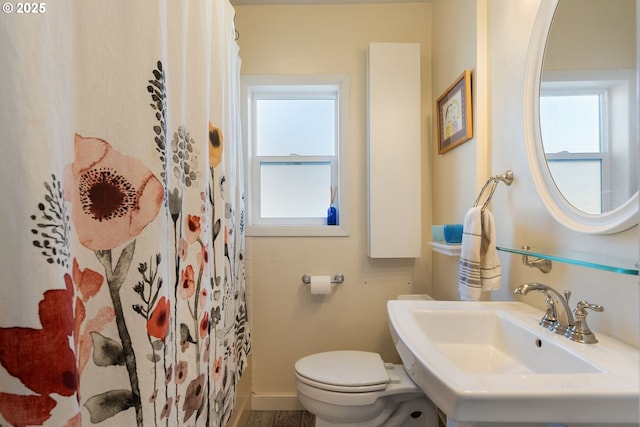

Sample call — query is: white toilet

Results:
[294,350,439,427]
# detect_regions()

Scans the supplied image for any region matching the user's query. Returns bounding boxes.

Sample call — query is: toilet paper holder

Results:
[301,273,345,285]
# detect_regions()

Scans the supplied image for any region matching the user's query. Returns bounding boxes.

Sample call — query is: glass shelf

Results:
[497,246,638,276]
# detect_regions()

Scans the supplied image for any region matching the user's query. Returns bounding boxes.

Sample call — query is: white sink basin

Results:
[387,300,639,424]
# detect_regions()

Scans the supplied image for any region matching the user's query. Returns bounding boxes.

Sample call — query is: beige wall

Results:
[234,2,433,406]
[234,0,639,410]
[487,0,639,347]
[431,0,638,347]
[544,0,636,71]
[430,0,480,301]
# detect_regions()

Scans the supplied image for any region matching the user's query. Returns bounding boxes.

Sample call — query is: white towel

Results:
[458,207,502,301]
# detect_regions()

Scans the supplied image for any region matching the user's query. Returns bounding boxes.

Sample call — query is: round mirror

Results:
[524,0,638,234]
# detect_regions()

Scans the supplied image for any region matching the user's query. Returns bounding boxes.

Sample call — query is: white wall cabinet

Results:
[367,42,422,258]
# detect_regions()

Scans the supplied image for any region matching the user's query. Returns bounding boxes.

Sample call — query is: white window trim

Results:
[541,83,611,211]
[241,74,350,237]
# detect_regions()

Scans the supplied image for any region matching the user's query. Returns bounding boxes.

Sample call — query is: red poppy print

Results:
[212,356,223,381]
[0,275,78,426]
[185,214,201,244]
[182,374,205,422]
[160,396,173,419]
[197,245,208,273]
[199,312,209,339]
[147,296,171,340]
[198,288,208,310]
[175,360,188,385]
[179,265,196,299]
[0,393,57,427]
[63,134,164,251]
[178,238,189,260]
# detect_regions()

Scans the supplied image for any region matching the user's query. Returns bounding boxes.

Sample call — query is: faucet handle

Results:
[563,290,571,303]
[539,294,557,328]
[566,300,604,344]
[575,300,604,313]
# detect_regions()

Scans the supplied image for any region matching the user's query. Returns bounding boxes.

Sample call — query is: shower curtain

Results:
[0,1,250,426]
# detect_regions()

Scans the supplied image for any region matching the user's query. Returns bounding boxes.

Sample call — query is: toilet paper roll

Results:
[310,275,332,295]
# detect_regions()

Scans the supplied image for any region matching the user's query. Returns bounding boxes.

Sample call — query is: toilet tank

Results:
[396,294,434,301]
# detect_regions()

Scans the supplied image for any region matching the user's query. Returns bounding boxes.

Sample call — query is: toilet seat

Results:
[295,351,390,393]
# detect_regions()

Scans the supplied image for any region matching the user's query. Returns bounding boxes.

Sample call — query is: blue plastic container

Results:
[444,224,463,244]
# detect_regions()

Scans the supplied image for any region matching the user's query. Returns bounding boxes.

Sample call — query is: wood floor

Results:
[243,408,446,426]
[244,410,315,427]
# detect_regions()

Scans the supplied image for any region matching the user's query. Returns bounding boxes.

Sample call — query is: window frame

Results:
[540,84,611,212]
[241,74,350,237]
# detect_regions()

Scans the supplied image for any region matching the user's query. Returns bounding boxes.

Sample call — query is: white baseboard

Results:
[250,393,304,411]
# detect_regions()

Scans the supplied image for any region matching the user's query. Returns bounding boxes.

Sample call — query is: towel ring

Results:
[473,170,514,211]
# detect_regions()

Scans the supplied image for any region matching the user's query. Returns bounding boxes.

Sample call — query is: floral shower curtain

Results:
[0,1,250,426]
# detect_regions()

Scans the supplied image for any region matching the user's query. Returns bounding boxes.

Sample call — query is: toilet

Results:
[295,350,439,426]
[295,294,438,426]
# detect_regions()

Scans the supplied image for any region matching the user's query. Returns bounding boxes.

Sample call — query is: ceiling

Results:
[230,0,430,5]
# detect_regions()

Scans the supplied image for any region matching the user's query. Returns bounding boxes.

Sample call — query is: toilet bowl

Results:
[295,350,439,427]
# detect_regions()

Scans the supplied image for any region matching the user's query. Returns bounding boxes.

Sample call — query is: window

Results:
[540,91,608,214]
[241,74,350,236]
[539,70,636,215]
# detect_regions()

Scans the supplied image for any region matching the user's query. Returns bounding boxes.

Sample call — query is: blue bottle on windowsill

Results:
[327,204,338,225]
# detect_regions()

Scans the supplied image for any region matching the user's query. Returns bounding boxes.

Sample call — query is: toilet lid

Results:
[295,351,389,390]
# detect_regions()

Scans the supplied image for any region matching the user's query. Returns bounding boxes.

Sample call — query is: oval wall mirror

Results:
[524,0,638,234]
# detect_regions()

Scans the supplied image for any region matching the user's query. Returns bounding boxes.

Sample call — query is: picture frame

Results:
[436,69,473,154]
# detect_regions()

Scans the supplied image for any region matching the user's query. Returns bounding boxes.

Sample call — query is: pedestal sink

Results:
[387,300,639,424]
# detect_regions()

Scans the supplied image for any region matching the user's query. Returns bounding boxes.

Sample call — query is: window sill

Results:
[246,224,349,237]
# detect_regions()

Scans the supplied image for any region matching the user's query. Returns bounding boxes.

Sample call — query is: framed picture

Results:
[436,69,473,154]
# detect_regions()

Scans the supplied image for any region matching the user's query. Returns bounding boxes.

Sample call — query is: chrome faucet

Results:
[514,283,575,335]
[566,300,604,344]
